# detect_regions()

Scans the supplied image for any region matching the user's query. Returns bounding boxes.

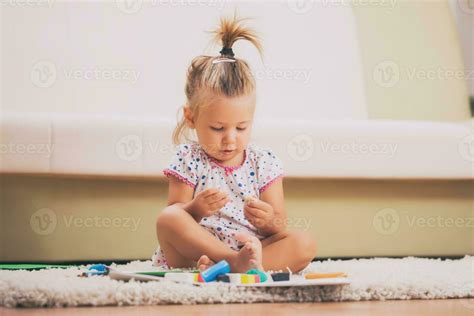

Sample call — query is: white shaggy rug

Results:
[0,256,472,308]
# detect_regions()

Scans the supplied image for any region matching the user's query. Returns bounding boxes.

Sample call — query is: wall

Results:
[353,0,470,121]
[2,1,366,120]
[449,0,474,97]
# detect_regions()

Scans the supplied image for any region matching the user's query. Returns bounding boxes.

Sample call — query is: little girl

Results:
[152,16,316,273]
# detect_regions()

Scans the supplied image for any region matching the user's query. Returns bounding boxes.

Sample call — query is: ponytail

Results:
[172,14,262,145]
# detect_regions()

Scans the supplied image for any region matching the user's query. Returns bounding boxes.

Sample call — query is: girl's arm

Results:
[166,177,228,222]
[258,177,287,235]
[166,176,198,220]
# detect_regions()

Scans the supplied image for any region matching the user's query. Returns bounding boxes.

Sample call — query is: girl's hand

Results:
[243,197,275,232]
[190,188,230,220]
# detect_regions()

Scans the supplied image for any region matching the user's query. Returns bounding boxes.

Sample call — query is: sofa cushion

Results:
[1,113,471,179]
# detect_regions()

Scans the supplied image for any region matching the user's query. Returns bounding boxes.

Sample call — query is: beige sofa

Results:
[1,1,472,262]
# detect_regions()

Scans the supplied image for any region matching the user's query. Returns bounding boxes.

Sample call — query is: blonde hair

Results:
[172,15,263,145]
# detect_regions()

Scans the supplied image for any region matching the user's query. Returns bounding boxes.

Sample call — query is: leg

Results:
[261,230,317,272]
[156,205,263,272]
[156,205,234,268]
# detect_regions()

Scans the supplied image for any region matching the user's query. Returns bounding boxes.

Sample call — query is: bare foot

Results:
[196,255,215,271]
[231,233,264,273]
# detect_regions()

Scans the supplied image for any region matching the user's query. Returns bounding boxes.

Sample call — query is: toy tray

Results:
[107,269,351,287]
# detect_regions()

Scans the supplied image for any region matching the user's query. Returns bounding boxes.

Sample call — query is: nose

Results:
[223,130,237,146]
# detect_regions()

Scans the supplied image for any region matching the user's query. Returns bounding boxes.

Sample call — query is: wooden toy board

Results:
[107,269,351,287]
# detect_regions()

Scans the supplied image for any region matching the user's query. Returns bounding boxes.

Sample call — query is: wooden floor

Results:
[1,299,473,316]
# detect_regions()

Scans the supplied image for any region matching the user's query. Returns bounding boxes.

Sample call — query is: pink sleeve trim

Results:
[259,174,284,194]
[163,169,196,189]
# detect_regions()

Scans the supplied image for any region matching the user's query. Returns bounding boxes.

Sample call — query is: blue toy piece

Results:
[86,264,109,276]
[200,260,231,282]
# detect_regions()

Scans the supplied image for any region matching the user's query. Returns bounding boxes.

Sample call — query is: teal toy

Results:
[246,268,268,282]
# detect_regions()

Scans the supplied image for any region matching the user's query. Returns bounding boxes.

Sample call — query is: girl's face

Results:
[184,92,256,163]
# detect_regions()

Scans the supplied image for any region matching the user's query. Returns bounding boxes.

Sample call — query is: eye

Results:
[237,127,247,131]
[211,126,224,131]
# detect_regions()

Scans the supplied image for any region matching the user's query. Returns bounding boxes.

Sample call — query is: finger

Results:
[209,197,230,211]
[247,199,270,211]
[246,198,259,207]
[244,208,263,223]
[243,209,259,227]
[243,206,259,218]
[244,195,258,204]
[205,194,227,206]
[243,208,251,220]
[201,188,221,197]
[205,191,227,203]
[211,197,229,209]
[245,214,260,228]
[244,205,266,219]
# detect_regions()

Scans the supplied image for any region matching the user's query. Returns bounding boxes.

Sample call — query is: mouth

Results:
[221,149,235,155]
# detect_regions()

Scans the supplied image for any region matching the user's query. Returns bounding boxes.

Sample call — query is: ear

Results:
[183,105,195,129]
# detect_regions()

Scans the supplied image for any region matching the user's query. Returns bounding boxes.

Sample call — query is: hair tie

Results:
[213,47,236,64]
[212,57,236,64]
[219,47,235,58]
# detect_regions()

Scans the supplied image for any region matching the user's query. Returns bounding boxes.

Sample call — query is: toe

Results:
[196,255,207,264]
[197,255,213,268]
[247,244,256,253]
[203,256,212,264]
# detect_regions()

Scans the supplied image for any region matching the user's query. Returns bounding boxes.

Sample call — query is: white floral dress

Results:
[152,141,284,267]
